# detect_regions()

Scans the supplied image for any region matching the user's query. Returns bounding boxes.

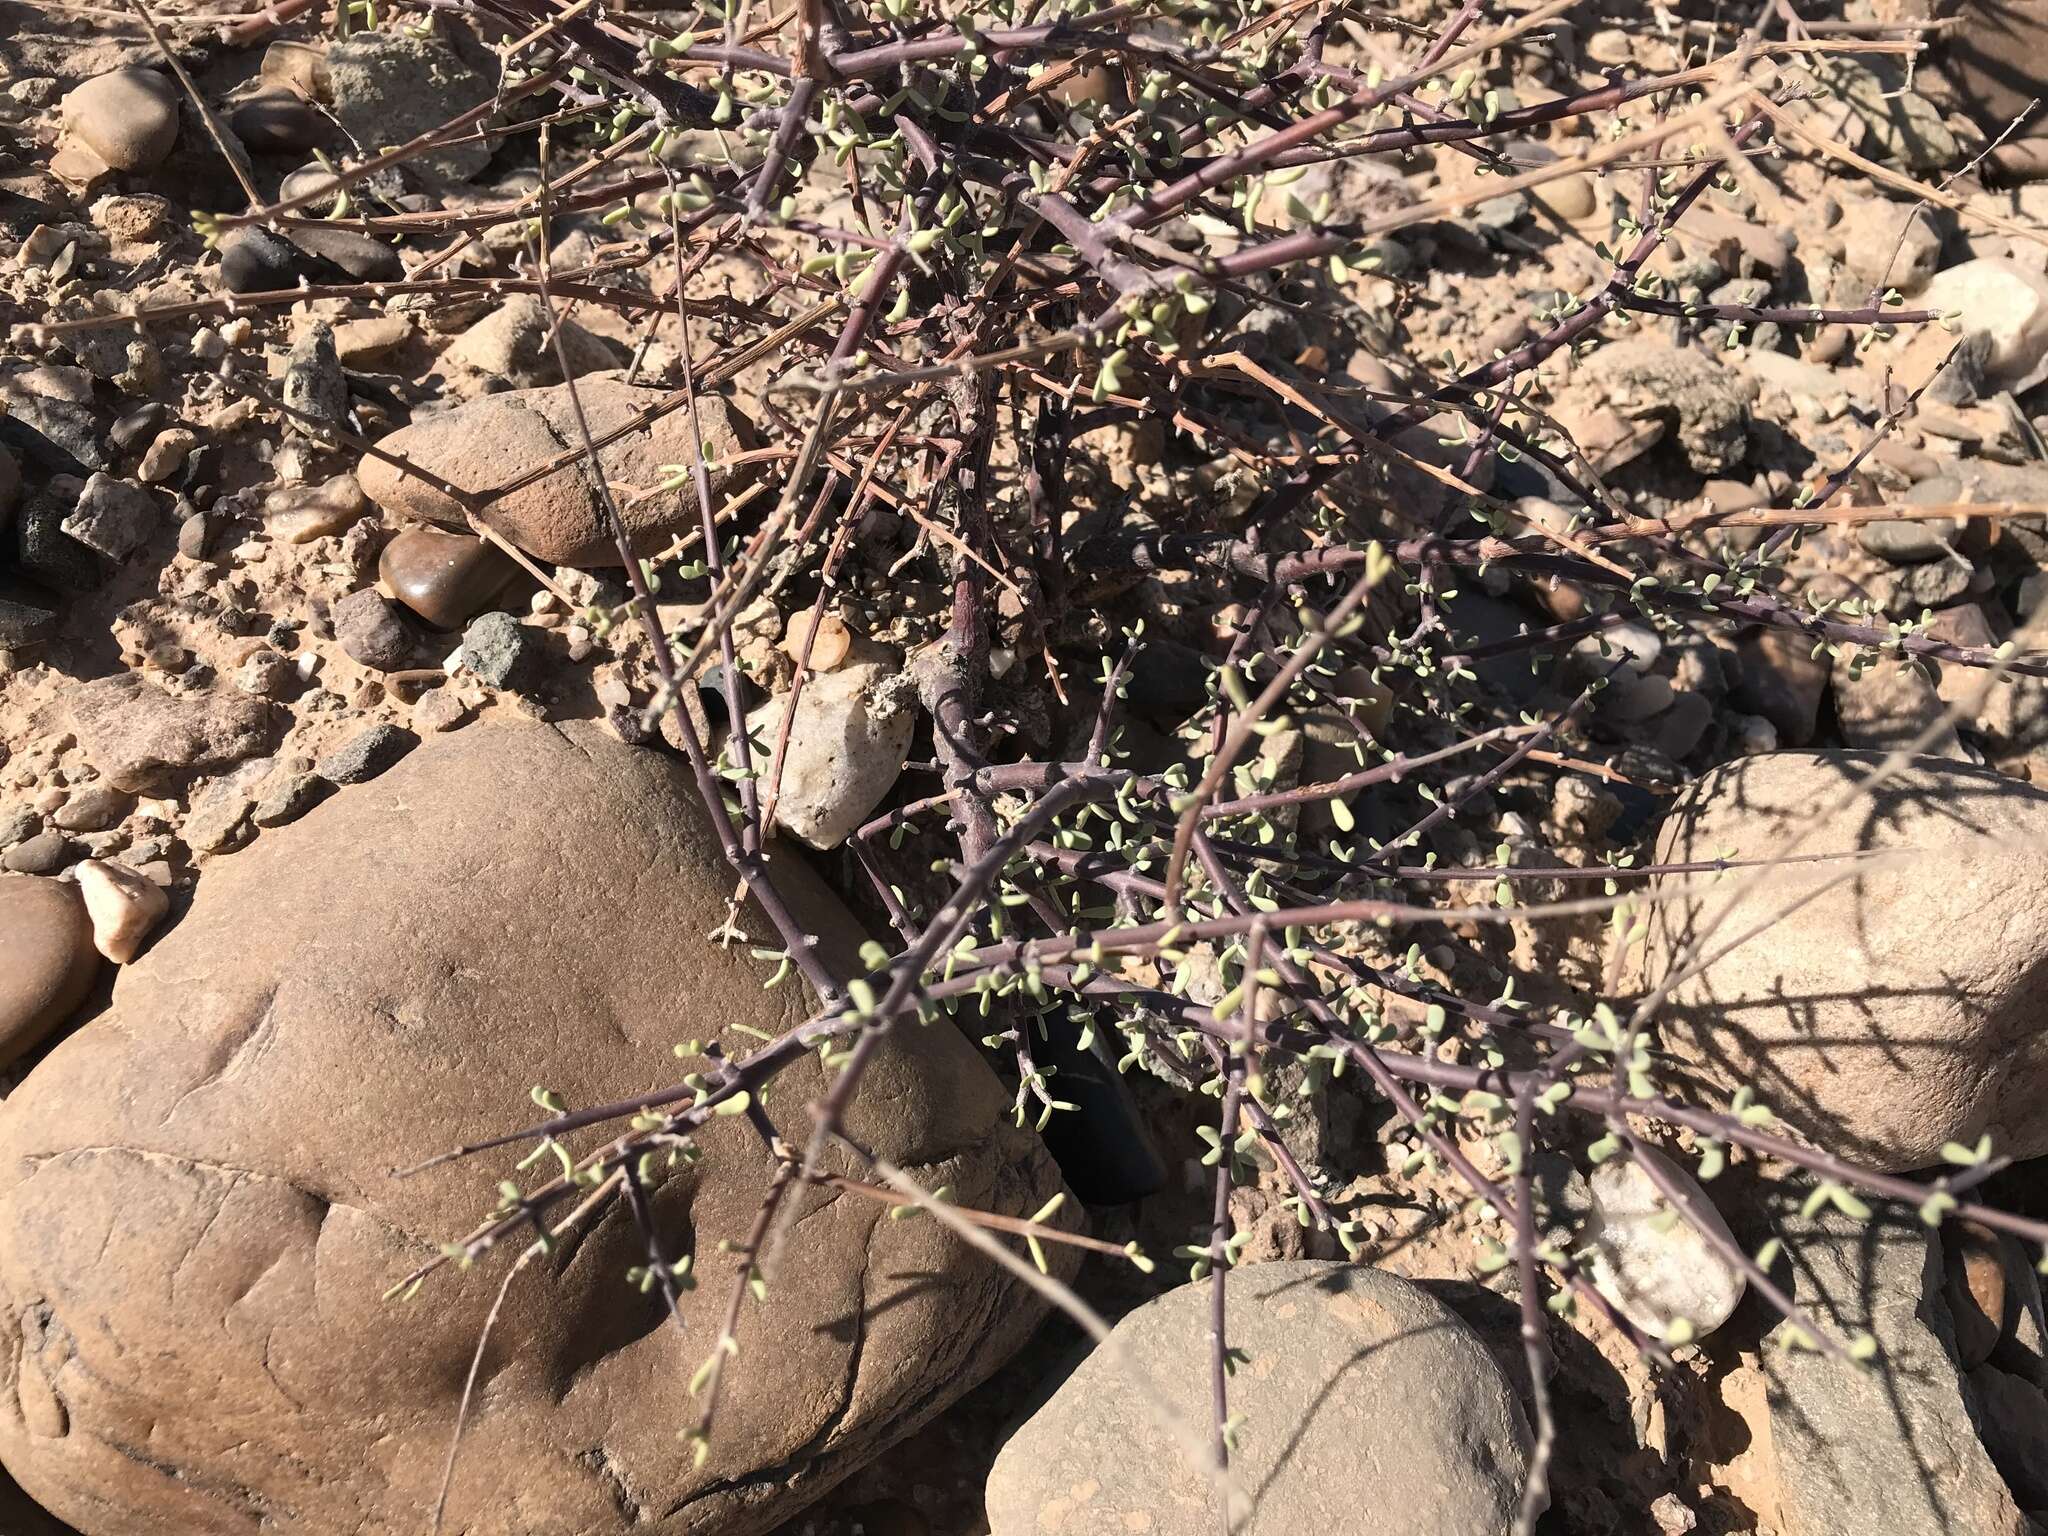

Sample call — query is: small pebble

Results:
[459,611,534,689]
[332,588,415,672]
[234,651,300,700]
[252,770,329,827]
[264,473,367,544]
[410,687,470,733]
[137,427,197,485]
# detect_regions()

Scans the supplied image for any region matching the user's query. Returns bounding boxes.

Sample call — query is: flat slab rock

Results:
[986,1260,1533,1536]
[1762,1209,2027,1536]
[0,720,1069,1536]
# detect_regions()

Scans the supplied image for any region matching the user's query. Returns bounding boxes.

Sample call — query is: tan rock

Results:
[0,721,1066,1536]
[0,877,102,1069]
[1638,751,2048,1170]
[357,379,755,566]
[60,69,179,173]
[263,472,367,543]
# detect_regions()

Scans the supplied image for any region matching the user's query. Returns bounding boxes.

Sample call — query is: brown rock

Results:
[441,294,624,387]
[1946,1,2048,143]
[0,877,101,1069]
[230,94,321,154]
[378,526,517,629]
[1733,627,1829,746]
[357,379,755,566]
[65,674,286,793]
[1946,1220,2013,1369]
[1639,751,2048,1171]
[0,721,1067,1536]
[331,586,414,671]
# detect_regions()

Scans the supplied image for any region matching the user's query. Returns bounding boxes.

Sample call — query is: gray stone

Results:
[181,781,257,855]
[217,227,302,294]
[2,390,104,473]
[1855,516,1963,565]
[0,810,41,850]
[176,508,215,561]
[251,770,329,827]
[1581,340,1755,475]
[59,474,155,561]
[331,588,414,672]
[986,1261,1532,1536]
[0,598,57,647]
[282,224,403,283]
[1762,1208,2024,1536]
[1970,1364,2048,1508]
[109,404,164,453]
[2,833,76,876]
[1873,557,1973,617]
[459,610,533,689]
[327,25,496,184]
[315,723,417,786]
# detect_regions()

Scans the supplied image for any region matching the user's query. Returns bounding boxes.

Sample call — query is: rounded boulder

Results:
[0,720,1067,1535]
[60,69,180,173]
[986,1261,1532,1536]
[1637,750,2048,1172]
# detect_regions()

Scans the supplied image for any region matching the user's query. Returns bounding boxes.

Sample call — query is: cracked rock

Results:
[0,721,1068,1536]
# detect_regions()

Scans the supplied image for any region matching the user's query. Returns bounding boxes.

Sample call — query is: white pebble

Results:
[73,857,169,964]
